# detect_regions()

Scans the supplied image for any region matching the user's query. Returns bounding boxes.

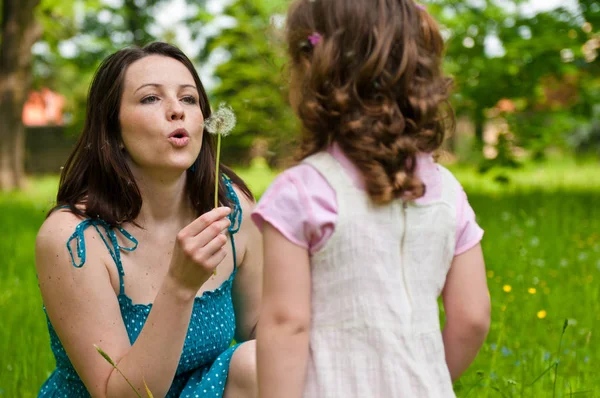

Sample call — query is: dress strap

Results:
[66,219,139,295]
[222,174,242,234]
[230,230,238,271]
[222,174,242,270]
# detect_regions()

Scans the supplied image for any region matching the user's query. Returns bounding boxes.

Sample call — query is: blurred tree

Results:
[0,0,42,190]
[188,0,298,165]
[580,0,600,27]
[0,0,185,188]
[33,0,169,138]
[194,0,599,164]
[431,0,600,161]
[570,0,600,156]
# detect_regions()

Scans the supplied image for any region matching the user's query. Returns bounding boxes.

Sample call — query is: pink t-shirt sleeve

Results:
[251,165,337,253]
[251,149,483,256]
[454,186,484,255]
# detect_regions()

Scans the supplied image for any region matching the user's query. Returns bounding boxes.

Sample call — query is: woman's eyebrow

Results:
[134,83,197,93]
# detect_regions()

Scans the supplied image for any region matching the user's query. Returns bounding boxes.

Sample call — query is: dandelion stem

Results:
[215,134,222,209]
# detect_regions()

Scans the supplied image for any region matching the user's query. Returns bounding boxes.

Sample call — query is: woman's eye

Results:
[141,95,159,104]
[182,96,198,105]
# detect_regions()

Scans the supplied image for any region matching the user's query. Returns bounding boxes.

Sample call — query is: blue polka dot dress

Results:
[39,177,244,398]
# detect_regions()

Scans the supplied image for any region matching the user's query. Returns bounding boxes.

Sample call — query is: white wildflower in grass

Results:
[205,103,236,209]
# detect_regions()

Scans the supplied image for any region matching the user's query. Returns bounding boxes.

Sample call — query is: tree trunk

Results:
[474,106,485,147]
[0,0,42,191]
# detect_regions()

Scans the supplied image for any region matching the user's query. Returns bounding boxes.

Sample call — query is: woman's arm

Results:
[36,208,231,397]
[441,243,491,381]
[231,187,263,342]
[256,222,311,398]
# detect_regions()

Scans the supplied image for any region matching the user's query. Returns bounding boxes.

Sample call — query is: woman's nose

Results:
[167,100,185,121]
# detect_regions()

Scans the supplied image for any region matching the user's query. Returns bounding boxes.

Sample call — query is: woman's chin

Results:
[165,158,197,172]
[131,163,195,178]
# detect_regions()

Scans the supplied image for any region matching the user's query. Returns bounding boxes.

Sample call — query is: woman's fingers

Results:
[178,206,231,238]
[178,215,230,250]
[181,229,229,271]
[169,207,232,288]
[203,245,228,270]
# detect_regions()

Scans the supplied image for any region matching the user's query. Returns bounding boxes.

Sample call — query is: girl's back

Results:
[303,152,458,396]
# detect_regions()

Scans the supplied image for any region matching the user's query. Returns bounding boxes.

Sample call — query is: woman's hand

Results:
[167,206,232,296]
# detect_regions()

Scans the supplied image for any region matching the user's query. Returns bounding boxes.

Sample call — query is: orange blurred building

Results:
[22,88,65,126]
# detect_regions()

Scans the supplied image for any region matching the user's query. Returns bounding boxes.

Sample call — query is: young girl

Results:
[253,1,490,397]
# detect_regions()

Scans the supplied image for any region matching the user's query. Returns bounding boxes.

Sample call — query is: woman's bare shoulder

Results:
[37,208,88,252]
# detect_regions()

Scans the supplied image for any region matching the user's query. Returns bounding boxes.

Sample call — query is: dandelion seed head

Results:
[205,103,236,136]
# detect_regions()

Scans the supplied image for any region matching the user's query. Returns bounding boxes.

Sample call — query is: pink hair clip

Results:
[416,3,426,10]
[308,32,322,46]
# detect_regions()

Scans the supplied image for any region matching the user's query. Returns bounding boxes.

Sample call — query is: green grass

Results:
[0,178,57,397]
[1,161,599,397]
[453,190,599,396]
[451,159,600,194]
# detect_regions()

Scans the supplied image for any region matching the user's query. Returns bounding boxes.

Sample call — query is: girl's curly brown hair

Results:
[287,0,454,203]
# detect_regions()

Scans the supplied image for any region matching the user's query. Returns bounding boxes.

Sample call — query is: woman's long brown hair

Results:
[52,42,252,226]
[287,0,454,203]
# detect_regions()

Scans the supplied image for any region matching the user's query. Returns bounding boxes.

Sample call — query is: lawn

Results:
[1,160,598,397]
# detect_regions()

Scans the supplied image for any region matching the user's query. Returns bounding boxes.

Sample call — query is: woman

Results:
[35,42,261,397]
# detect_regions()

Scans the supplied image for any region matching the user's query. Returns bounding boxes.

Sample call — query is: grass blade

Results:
[553,319,569,398]
[94,344,142,398]
[143,377,154,398]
